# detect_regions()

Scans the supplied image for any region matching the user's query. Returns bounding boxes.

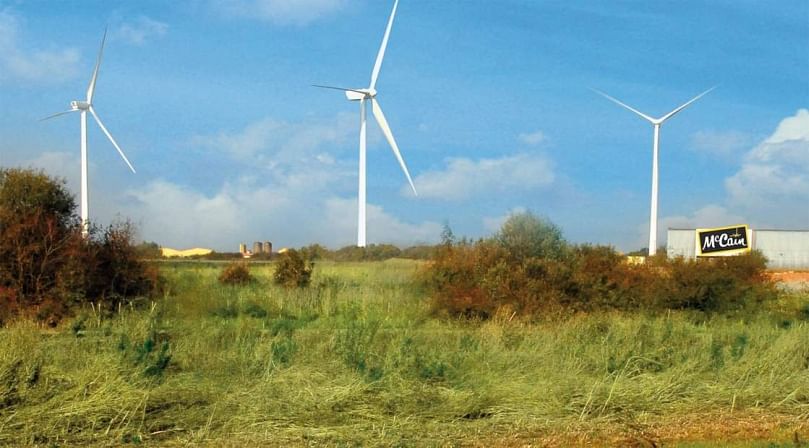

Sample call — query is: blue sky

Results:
[1,0,807,251]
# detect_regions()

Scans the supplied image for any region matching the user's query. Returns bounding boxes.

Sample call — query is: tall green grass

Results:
[0,260,806,446]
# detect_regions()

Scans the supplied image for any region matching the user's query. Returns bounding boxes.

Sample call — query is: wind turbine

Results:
[592,86,716,256]
[314,0,417,248]
[41,29,136,236]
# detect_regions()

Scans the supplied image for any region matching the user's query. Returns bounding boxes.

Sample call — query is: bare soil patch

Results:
[769,271,809,289]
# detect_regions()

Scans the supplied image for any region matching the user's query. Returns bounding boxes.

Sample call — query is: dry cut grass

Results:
[0,260,807,447]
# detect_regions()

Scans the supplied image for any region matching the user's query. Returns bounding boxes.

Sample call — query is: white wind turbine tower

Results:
[41,29,136,236]
[314,0,417,247]
[592,86,716,256]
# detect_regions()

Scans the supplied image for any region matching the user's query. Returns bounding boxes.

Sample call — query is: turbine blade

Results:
[312,84,367,95]
[590,87,655,123]
[369,0,399,91]
[40,110,77,121]
[89,107,136,174]
[87,27,108,103]
[371,98,417,195]
[659,86,717,123]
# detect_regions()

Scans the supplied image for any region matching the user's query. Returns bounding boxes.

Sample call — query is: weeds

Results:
[333,306,382,379]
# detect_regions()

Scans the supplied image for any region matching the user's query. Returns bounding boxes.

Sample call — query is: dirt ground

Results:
[769,270,809,289]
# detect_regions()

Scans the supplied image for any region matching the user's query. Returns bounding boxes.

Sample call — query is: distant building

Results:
[239,240,273,257]
[667,228,809,269]
[161,247,213,258]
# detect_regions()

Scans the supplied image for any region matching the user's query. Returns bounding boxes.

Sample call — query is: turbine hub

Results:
[71,101,90,111]
[345,89,373,102]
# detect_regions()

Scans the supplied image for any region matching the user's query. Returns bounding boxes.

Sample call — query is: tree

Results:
[493,211,567,261]
[0,168,75,227]
[0,168,79,303]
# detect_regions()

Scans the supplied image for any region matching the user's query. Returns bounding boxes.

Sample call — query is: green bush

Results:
[493,211,567,261]
[273,250,314,288]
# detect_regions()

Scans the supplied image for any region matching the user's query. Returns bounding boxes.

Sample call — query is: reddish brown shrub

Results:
[1,168,158,324]
[0,286,19,326]
[273,250,314,288]
[421,223,776,319]
[219,262,253,285]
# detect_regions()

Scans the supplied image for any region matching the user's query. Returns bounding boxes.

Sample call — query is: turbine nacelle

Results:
[345,88,376,101]
[71,100,90,111]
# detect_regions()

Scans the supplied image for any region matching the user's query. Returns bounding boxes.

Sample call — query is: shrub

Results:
[89,221,160,304]
[422,214,777,318]
[218,262,253,285]
[0,168,158,323]
[0,287,18,326]
[399,244,437,260]
[273,249,314,288]
[54,220,159,314]
[332,244,402,262]
[663,252,776,312]
[493,211,567,261]
[419,241,507,318]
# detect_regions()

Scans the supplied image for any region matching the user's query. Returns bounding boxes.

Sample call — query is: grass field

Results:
[1,259,807,447]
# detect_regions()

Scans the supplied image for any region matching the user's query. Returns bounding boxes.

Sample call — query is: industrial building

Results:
[239,241,273,258]
[667,228,809,269]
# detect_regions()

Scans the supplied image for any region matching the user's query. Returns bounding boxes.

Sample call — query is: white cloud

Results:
[409,153,555,201]
[123,180,243,248]
[121,111,436,249]
[191,113,355,163]
[518,130,547,146]
[19,151,78,183]
[212,0,348,25]
[659,205,746,233]
[114,16,168,45]
[690,130,753,157]
[190,113,360,192]
[725,109,809,215]
[0,9,80,83]
[321,197,442,247]
[121,179,439,250]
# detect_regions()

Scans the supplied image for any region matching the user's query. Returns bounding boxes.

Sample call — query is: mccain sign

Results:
[696,225,751,257]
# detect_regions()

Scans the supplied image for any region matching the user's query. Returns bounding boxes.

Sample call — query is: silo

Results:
[263,241,272,254]
[253,242,263,255]
[239,243,247,254]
